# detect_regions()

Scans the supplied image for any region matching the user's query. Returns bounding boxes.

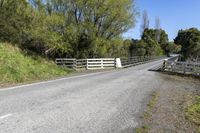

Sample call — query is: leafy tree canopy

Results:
[174,28,200,59]
[0,0,138,58]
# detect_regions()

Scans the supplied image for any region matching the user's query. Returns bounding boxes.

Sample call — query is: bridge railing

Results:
[56,56,164,70]
[121,56,164,68]
[55,58,116,70]
[86,58,115,70]
[163,60,200,76]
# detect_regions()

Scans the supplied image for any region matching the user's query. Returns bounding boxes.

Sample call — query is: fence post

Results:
[193,63,196,75]
[115,58,122,68]
[101,59,104,69]
[162,60,166,71]
[171,63,174,72]
[183,63,186,74]
[73,59,77,70]
[86,59,89,70]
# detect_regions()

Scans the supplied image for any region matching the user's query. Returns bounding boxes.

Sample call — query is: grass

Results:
[185,96,200,128]
[135,125,150,133]
[0,43,72,85]
[143,91,159,119]
[136,91,159,133]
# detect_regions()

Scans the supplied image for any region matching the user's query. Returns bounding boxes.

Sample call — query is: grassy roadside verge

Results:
[185,96,200,132]
[0,43,72,88]
[136,91,160,133]
[135,74,200,133]
[136,90,200,133]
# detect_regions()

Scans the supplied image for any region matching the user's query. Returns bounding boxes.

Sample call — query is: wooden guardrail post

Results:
[162,60,166,71]
[101,59,104,69]
[171,62,174,72]
[183,63,186,74]
[73,59,77,70]
[86,59,89,70]
[115,58,122,68]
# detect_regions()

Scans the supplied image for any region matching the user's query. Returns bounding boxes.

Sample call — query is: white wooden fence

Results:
[86,58,115,70]
[163,60,200,76]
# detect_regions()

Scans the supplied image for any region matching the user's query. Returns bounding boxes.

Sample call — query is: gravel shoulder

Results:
[137,74,200,133]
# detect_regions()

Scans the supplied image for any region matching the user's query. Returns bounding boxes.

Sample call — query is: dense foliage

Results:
[129,28,181,56]
[0,0,186,59]
[0,0,137,58]
[174,28,200,60]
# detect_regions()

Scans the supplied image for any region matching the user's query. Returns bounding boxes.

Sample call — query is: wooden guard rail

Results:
[121,56,164,68]
[56,58,115,70]
[56,56,164,70]
[163,60,200,76]
[86,58,115,70]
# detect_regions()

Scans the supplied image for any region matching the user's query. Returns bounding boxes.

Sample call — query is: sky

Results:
[123,0,200,41]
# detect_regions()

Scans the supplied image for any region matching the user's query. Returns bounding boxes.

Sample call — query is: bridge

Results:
[0,56,199,133]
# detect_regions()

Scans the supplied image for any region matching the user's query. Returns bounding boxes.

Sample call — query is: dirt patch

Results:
[137,74,200,133]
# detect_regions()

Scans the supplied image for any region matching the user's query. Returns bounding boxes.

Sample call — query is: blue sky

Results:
[123,0,200,41]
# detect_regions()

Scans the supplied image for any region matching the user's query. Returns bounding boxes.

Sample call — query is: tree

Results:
[130,39,147,56]
[174,28,200,60]
[155,17,161,42]
[128,28,168,57]
[158,29,169,54]
[0,0,138,59]
[140,10,149,36]
[155,17,161,30]
[123,39,133,57]
[0,0,32,43]
[37,0,138,58]
[165,42,182,56]
[141,28,168,55]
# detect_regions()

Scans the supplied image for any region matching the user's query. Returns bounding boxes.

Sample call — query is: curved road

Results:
[0,59,165,133]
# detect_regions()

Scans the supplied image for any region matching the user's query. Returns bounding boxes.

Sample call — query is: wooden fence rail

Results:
[55,58,76,68]
[76,59,87,70]
[163,60,200,76]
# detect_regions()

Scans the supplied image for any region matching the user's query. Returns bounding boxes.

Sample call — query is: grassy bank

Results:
[0,43,71,86]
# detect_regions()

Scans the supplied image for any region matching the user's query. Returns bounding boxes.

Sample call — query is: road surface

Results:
[0,59,165,133]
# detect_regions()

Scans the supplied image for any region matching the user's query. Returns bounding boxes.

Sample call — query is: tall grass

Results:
[0,43,71,85]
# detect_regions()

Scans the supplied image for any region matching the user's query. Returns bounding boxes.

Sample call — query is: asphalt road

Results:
[0,59,165,133]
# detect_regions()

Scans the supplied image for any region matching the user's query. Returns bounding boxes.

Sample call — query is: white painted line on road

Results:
[0,114,13,120]
[0,71,109,92]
